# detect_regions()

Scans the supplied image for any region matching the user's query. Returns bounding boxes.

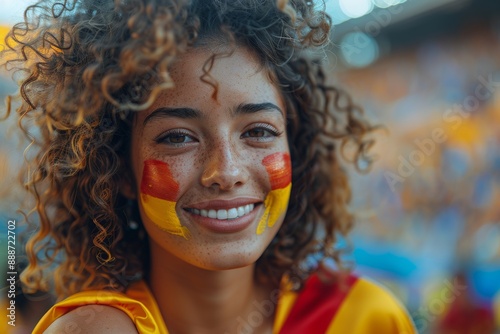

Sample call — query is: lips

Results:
[185,203,256,220]
[184,202,261,234]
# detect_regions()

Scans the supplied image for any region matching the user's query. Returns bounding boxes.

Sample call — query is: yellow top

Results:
[33,277,416,333]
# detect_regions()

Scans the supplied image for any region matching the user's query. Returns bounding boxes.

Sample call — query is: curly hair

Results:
[1,0,374,299]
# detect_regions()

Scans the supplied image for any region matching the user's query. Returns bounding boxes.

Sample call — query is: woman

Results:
[1,0,416,333]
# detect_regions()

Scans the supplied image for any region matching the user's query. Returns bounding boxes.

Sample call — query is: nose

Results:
[200,141,248,190]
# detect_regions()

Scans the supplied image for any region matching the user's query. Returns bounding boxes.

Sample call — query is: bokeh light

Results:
[325,0,351,25]
[339,0,374,19]
[340,31,380,68]
[372,0,407,9]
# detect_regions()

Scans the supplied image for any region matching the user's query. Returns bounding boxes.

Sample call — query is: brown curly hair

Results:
[1,0,374,299]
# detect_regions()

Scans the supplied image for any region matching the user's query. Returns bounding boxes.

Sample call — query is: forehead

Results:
[139,46,283,116]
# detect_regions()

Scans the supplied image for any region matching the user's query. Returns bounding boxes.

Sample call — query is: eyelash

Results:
[156,130,195,146]
[241,124,283,141]
[156,124,283,146]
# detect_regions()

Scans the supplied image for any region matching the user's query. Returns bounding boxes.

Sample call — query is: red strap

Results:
[279,274,358,333]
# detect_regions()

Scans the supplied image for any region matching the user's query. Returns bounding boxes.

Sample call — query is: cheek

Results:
[139,159,190,239]
[262,152,292,189]
[256,152,292,235]
[140,160,179,201]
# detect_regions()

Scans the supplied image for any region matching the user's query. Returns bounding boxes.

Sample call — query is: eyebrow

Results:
[235,102,284,118]
[143,102,284,126]
[143,107,200,126]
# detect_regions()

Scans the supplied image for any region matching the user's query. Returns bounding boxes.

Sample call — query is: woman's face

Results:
[128,46,291,270]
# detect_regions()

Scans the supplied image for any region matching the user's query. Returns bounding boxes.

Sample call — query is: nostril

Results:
[200,162,248,190]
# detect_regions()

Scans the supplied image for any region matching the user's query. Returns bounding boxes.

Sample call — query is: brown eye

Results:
[247,129,267,137]
[157,131,196,146]
[169,134,188,143]
[242,125,282,142]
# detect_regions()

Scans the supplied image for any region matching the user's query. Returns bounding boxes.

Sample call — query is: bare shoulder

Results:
[43,305,138,334]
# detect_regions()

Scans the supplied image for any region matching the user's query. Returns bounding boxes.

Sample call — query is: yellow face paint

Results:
[140,160,190,239]
[256,153,292,235]
[256,185,292,235]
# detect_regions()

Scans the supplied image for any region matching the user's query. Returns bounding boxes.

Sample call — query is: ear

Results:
[119,161,138,200]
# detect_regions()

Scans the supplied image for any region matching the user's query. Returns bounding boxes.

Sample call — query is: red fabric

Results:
[279,274,358,333]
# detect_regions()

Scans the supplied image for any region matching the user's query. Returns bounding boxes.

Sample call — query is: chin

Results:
[146,215,281,273]
[187,240,268,271]
[204,254,261,271]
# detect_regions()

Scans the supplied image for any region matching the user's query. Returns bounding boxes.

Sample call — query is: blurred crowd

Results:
[341,20,500,333]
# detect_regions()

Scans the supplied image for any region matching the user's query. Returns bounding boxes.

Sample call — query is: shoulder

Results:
[33,283,155,334]
[43,305,138,334]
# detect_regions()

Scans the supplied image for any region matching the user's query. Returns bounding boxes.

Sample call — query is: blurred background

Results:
[326,0,500,333]
[1,0,499,333]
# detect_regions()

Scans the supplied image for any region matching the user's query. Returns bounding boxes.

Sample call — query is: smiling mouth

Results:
[185,204,259,220]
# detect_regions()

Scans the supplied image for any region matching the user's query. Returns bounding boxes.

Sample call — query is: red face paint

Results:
[262,152,292,190]
[140,159,179,201]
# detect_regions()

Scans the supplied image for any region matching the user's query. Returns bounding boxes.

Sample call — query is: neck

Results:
[147,240,277,334]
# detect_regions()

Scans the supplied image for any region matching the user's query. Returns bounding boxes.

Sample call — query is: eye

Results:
[156,130,196,146]
[242,124,282,141]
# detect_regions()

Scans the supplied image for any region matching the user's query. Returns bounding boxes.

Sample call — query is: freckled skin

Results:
[129,47,290,271]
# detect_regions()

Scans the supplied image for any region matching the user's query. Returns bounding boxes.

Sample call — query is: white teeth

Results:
[217,209,228,219]
[227,208,238,219]
[237,206,245,217]
[189,204,255,220]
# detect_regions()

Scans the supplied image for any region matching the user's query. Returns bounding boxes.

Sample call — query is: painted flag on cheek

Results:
[140,159,190,239]
[256,152,292,235]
